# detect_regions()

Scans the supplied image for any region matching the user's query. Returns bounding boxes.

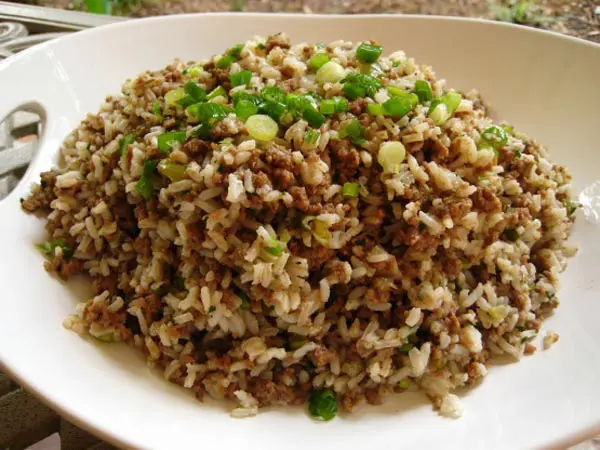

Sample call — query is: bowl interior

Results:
[0,14,599,450]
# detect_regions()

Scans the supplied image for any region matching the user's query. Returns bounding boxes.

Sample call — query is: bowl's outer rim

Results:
[1,13,599,450]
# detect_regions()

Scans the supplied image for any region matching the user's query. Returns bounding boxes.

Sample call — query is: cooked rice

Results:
[22,33,577,419]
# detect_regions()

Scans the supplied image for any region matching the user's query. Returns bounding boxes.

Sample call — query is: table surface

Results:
[0,2,599,448]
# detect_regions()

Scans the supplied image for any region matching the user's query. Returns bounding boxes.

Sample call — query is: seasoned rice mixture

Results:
[22,34,577,419]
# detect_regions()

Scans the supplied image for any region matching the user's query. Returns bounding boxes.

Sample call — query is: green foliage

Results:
[231,0,245,12]
[84,0,137,16]
[490,0,556,26]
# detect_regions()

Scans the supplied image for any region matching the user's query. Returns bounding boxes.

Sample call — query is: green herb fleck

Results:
[135,159,159,200]
[37,237,73,260]
[119,134,135,157]
[308,389,338,421]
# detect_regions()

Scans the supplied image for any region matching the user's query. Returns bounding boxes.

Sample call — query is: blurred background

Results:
[0,0,599,448]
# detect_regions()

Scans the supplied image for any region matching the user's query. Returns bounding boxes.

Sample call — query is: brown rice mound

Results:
[22,33,577,419]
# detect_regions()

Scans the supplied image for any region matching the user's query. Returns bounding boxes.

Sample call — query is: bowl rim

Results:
[1,12,599,450]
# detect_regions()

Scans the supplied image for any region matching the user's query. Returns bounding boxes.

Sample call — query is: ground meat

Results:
[340,391,363,412]
[364,388,383,405]
[251,379,296,406]
[205,67,231,90]
[183,138,211,157]
[92,276,119,296]
[471,187,502,213]
[312,347,336,367]
[211,117,245,139]
[330,139,360,182]
[264,143,296,171]
[364,287,391,305]
[21,171,57,212]
[281,78,300,92]
[45,255,84,280]
[288,241,334,270]
[162,117,177,130]
[289,186,322,214]
[252,171,271,189]
[132,236,152,258]
[264,32,291,52]
[430,137,450,161]
[273,168,296,189]
[349,98,367,115]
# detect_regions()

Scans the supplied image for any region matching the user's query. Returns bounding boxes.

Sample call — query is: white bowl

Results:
[1,13,599,450]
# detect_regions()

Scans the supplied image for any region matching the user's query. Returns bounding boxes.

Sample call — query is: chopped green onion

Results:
[356,42,383,63]
[232,91,261,107]
[301,215,316,231]
[342,182,360,198]
[308,389,338,422]
[174,276,186,290]
[207,85,228,101]
[319,99,336,115]
[228,44,245,59]
[185,64,203,78]
[286,93,319,117]
[229,70,252,87]
[442,91,462,113]
[359,62,383,76]
[341,73,382,99]
[414,80,433,102]
[312,220,331,244]
[135,159,159,200]
[152,101,162,119]
[184,81,207,102]
[333,96,349,113]
[177,95,198,108]
[429,92,462,125]
[428,101,450,125]
[387,86,408,97]
[367,103,385,116]
[566,201,578,217]
[504,228,519,242]
[481,125,508,148]
[343,82,365,100]
[238,291,251,310]
[164,87,186,106]
[157,131,186,154]
[378,141,406,174]
[245,114,279,141]
[304,129,321,146]
[235,99,258,122]
[315,61,347,84]
[398,379,410,389]
[191,123,211,139]
[187,103,233,124]
[279,229,291,244]
[398,342,414,353]
[37,237,73,260]
[119,134,135,157]
[264,241,282,256]
[309,52,330,70]
[288,334,307,350]
[216,55,235,69]
[339,119,364,145]
[302,108,326,128]
[383,95,416,117]
[261,86,286,104]
[158,160,187,182]
[93,334,114,343]
[260,100,287,121]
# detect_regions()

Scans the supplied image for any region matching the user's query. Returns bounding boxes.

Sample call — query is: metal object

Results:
[0,2,121,201]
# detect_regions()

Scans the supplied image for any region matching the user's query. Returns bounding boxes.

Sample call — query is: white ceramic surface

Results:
[0,14,599,450]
